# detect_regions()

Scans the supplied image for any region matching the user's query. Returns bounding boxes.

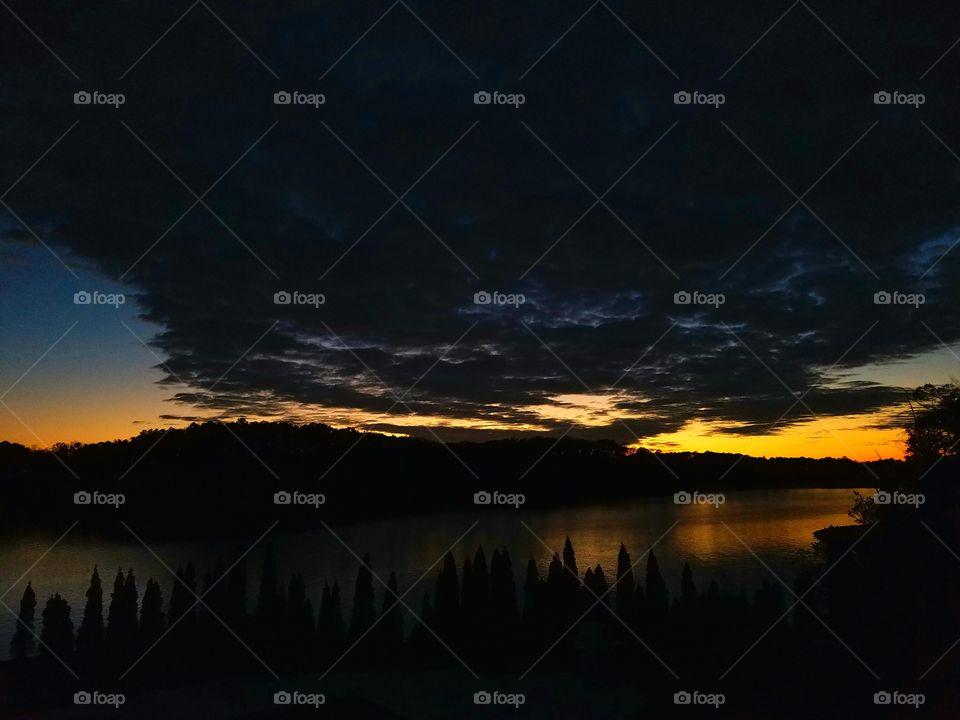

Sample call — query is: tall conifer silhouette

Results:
[10,582,37,660]
[76,566,104,664]
[614,544,635,623]
[40,593,73,660]
[348,554,376,644]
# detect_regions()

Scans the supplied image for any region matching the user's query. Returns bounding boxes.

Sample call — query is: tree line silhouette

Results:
[0,420,906,537]
[7,537,811,679]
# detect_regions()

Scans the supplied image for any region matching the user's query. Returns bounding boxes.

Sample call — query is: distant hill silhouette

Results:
[0,420,905,536]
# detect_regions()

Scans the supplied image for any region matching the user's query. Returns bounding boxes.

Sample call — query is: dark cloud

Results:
[3,0,960,442]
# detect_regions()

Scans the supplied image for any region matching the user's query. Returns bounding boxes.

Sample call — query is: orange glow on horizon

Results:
[1,392,908,461]
[631,413,906,461]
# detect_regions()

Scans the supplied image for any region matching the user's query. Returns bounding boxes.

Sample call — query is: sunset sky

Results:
[2,1,960,460]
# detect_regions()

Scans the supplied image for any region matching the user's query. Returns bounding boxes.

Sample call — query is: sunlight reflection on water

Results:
[0,488,865,658]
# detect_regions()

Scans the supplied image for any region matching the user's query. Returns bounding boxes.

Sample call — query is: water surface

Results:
[0,488,866,659]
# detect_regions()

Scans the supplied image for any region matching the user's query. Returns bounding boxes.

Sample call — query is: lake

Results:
[0,487,867,659]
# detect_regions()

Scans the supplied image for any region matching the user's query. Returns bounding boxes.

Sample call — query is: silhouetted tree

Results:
[546,552,564,591]
[40,593,73,660]
[226,553,248,634]
[680,562,697,604]
[408,591,439,668]
[104,569,125,651]
[376,571,403,666]
[645,550,669,619]
[462,547,491,655]
[433,553,460,643]
[672,562,700,649]
[562,537,579,576]
[105,569,138,663]
[76,566,104,665]
[614,544,635,624]
[562,537,580,599]
[471,547,490,610]
[317,581,346,665]
[316,582,332,664]
[283,574,314,667]
[586,564,608,601]
[197,568,223,662]
[168,562,197,628]
[461,555,473,611]
[124,570,139,627]
[348,554,377,645]
[907,382,960,461]
[490,548,519,626]
[140,578,165,648]
[255,549,280,636]
[522,558,542,624]
[207,558,229,620]
[10,582,36,660]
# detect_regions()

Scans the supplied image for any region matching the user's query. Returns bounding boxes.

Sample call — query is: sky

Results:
[2,1,960,460]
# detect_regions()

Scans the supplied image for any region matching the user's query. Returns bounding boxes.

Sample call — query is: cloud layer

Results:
[3,0,959,444]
